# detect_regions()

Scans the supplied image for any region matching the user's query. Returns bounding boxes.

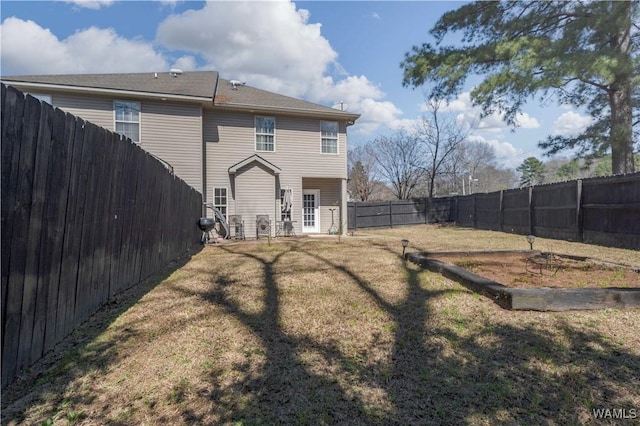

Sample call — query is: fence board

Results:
[27,101,55,365]
[56,118,88,342]
[43,109,75,353]
[1,86,25,345]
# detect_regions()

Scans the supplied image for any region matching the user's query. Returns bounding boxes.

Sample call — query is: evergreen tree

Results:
[402,0,639,174]
[517,157,546,187]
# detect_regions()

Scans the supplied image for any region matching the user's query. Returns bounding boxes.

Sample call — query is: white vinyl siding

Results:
[321,121,338,154]
[49,94,113,130]
[114,101,141,143]
[234,163,277,231]
[255,116,275,152]
[141,101,203,193]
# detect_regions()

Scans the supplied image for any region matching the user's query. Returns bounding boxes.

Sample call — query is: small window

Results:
[321,121,338,154]
[214,188,227,220]
[255,116,275,151]
[27,93,52,105]
[115,101,140,143]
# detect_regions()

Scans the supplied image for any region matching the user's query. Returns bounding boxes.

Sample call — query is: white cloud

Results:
[155,1,401,134]
[370,12,381,20]
[0,17,167,75]
[64,0,115,10]
[1,1,402,134]
[429,92,540,133]
[467,135,524,169]
[552,111,593,136]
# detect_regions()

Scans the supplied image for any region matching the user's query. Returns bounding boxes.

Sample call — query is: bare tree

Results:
[414,98,475,198]
[368,130,428,199]
[347,145,379,201]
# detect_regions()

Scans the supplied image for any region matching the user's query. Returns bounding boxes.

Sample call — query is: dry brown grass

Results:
[2,225,639,425]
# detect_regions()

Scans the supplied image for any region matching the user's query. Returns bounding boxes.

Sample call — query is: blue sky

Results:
[0,0,592,168]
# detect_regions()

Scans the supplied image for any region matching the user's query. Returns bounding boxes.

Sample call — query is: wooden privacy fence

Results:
[348,173,640,250]
[1,85,203,387]
[347,197,455,230]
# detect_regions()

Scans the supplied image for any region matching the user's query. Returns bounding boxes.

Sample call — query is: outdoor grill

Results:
[198,217,215,232]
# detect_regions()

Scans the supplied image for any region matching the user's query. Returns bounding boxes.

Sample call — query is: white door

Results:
[302,190,320,233]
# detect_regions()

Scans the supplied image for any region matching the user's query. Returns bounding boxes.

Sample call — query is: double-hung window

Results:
[321,121,338,154]
[115,101,140,143]
[255,116,275,152]
[214,188,227,220]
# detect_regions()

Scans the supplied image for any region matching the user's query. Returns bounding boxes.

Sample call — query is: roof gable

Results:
[228,154,281,175]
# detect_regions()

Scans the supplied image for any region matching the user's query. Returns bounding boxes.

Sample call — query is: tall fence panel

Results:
[582,174,640,248]
[1,85,203,387]
[502,188,531,235]
[347,197,454,230]
[475,192,501,231]
[532,181,580,241]
[455,196,474,228]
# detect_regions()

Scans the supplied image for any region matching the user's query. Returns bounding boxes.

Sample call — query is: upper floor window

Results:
[321,121,338,154]
[28,93,52,105]
[115,101,140,143]
[255,116,275,152]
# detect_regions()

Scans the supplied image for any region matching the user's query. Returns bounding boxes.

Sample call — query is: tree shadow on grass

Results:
[4,240,638,425]
[183,240,640,424]
[0,249,201,424]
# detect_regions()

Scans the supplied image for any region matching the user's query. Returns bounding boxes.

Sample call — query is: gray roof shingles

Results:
[2,71,359,120]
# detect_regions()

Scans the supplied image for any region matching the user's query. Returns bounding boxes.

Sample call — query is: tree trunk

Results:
[609,0,635,175]
[609,85,634,174]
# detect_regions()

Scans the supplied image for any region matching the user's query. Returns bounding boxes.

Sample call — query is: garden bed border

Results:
[407,250,640,311]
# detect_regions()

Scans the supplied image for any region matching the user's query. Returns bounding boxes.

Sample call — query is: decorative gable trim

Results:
[228,154,281,175]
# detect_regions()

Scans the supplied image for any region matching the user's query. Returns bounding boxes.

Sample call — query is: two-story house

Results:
[2,71,359,237]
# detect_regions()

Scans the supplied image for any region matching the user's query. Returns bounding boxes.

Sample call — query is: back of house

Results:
[2,70,360,237]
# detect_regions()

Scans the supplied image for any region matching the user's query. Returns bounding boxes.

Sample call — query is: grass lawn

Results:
[2,225,639,425]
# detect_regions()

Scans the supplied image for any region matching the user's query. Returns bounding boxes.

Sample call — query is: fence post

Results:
[354,202,358,232]
[472,194,477,229]
[389,200,393,228]
[425,197,429,224]
[576,179,583,242]
[528,186,534,235]
[499,190,504,232]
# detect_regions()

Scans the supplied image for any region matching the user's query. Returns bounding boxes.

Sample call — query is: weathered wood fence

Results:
[1,85,203,387]
[348,173,640,249]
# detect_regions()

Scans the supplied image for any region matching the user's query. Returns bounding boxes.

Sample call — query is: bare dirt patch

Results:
[427,251,640,289]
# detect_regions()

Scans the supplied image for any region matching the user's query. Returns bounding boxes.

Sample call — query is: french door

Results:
[302,190,320,233]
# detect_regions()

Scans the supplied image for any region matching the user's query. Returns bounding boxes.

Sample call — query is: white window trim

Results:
[114,100,141,144]
[255,116,276,152]
[320,121,339,155]
[213,187,228,221]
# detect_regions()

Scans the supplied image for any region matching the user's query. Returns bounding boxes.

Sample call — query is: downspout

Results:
[202,75,220,216]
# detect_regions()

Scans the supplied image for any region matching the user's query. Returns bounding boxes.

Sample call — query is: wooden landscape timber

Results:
[407,251,640,311]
